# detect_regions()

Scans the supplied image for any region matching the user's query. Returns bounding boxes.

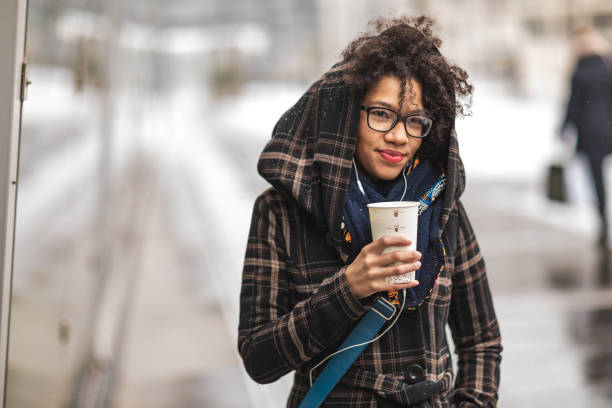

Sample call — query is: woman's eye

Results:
[371,109,392,120]
[407,116,425,125]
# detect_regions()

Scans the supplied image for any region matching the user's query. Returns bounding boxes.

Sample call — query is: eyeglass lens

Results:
[367,108,431,137]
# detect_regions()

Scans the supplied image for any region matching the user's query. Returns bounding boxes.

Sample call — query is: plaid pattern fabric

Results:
[238,68,502,407]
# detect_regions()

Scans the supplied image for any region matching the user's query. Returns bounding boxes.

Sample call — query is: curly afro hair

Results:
[339,15,473,161]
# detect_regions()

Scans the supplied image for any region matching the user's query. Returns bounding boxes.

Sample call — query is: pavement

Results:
[461,180,612,408]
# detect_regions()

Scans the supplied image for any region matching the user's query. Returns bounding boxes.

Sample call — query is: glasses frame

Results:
[360,105,433,138]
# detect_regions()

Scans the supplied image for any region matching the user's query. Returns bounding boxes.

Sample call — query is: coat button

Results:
[406,363,425,383]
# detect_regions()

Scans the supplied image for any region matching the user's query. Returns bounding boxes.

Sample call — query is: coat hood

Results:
[257,66,465,249]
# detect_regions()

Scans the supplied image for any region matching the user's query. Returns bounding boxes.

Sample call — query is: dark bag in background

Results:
[547,162,567,203]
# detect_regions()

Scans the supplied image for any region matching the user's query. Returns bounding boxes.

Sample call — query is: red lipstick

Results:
[379,150,405,164]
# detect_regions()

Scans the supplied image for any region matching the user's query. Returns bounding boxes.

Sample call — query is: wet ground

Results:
[462,182,612,408]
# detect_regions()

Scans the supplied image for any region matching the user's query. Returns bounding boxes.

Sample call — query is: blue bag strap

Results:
[298,297,396,408]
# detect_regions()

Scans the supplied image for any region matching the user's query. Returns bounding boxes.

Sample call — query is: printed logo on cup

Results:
[394,210,399,217]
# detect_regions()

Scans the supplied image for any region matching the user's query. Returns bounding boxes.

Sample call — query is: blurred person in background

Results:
[239,16,502,407]
[561,25,612,247]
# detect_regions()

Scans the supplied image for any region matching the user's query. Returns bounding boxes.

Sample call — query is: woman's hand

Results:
[345,235,421,299]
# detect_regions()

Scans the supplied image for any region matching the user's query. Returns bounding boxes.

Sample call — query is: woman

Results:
[562,25,612,246]
[238,16,502,407]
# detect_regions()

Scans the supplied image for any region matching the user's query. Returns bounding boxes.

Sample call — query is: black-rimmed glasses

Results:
[360,106,433,138]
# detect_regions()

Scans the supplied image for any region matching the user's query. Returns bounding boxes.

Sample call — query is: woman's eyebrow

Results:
[369,100,396,109]
[368,101,427,115]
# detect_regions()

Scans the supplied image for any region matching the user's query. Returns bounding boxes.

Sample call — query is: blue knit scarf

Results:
[342,158,446,310]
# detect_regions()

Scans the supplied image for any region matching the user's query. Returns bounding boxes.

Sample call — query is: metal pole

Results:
[0,0,28,406]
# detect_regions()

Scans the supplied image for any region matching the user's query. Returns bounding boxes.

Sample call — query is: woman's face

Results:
[356,75,424,181]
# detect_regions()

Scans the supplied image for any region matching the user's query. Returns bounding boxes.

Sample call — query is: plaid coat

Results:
[238,68,502,407]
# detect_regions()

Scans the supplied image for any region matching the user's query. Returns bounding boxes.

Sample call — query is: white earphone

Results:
[352,158,409,200]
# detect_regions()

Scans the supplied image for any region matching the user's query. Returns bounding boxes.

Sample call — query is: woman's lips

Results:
[378,150,405,164]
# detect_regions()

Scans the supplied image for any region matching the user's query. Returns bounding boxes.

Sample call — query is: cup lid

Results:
[367,201,419,208]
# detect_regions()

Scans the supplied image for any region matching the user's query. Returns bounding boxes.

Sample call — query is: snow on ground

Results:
[456,78,605,239]
[456,79,561,180]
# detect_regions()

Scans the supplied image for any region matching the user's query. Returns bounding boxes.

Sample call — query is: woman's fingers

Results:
[367,260,421,281]
[377,249,421,266]
[379,260,421,277]
[363,250,421,269]
[349,236,422,299]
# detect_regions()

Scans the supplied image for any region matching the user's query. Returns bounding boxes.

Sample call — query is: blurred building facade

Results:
[25,0,612,95]
[428,0,612,97]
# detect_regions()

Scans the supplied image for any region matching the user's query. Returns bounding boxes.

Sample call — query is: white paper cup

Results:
[367,201,419,284]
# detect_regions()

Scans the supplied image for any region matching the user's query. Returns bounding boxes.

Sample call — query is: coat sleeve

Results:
[237,193,370,384]
[448,201,503,408]
[562,71,582,131]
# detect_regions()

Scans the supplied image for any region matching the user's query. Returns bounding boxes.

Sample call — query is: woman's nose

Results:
[384,121,408,144]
